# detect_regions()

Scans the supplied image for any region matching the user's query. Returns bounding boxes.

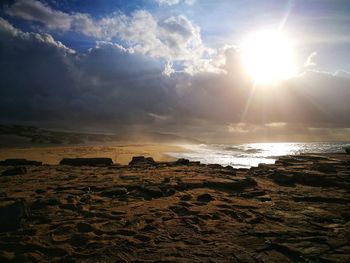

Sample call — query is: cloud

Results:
[303,52,317,67]
[0,18,349,141]
[154,0,196,6]
[0,17,74,53]
[5,0,208,73]
[5,0,72,31]
[333,70,350,79]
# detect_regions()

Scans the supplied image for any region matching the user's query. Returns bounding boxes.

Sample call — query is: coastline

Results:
[0,152,349,262]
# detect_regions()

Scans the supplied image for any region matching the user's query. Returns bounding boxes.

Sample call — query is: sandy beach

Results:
[0,144,184,165]
[1,153,349,262]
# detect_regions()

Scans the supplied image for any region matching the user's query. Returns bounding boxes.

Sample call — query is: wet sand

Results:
[0,153,349,262]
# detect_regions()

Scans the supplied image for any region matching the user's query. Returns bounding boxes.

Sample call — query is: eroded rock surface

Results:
[0,153,349,262]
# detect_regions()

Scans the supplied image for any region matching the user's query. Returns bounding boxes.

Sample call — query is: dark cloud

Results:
[0,18,349,141]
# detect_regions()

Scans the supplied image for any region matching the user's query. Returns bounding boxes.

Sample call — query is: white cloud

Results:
[333,70,350,79]
[162,61,175,76]
[0,17,74,53]
[6,0,209,73]
[304,51,317,67]
[154,0,196,6]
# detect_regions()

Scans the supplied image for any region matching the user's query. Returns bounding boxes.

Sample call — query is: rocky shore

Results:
[0,153,349,262]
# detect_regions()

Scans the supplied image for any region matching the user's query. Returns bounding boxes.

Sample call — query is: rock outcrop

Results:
[0,159,42,166]
[129,156,156,166]
[59,157,113,166]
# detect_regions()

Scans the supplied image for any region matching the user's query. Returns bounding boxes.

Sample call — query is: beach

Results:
[1,152,349,262]
[0,144,184,165]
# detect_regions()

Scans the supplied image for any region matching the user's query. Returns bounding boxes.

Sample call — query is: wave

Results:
[167,141,350,168]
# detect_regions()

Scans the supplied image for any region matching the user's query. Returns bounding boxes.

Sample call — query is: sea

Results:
[167,142,350,169]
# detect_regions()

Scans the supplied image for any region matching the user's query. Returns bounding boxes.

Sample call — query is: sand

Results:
[0,153,350,262]
[0,144,184,165]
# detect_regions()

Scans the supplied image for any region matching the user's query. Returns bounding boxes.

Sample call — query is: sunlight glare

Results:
[242,30,297,85]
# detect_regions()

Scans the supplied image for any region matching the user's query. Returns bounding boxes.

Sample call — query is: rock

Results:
[0,199,30,232]
[180,194,192,201]
[341,211,350,221]
[31,198,60,209]
[345,147,350,154]
[140,185,163,198]
[269,173,296,187]
[241,190,266,198]
[46,198,61,206]
[129,156,156,166]
[60,158,113,166]
[59,204,79,211]
[164,188,176,196]
[0,159,42,166]
[170,205,198,216]
[197,193,214,202]
[204,177,257,192]
[162,177,171,183]
[175,158,190,165]
[35,189,46,194]
[119,175,140,180]
[77,222,93,233]
[1,167,27,176]
[101,187,128,197]
[292,195,350,204]
[312,163,337,173]
[208,164,222,169]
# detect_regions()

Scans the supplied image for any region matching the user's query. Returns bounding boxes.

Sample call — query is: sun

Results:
[242,30,298,85]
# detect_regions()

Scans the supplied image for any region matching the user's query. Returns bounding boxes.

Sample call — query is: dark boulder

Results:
[59,158,113,166]
[0,198,30,232]
[140,185,163,198]
[197,193,214,203]
[345,147,350,154]
[1,167,27,176]
[0,159,42,166]
[77,222,94,233]
[129,156,156,166]
[175,158,190,165]
[180,194,192,201]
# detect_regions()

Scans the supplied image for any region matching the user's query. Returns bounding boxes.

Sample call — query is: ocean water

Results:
[167,142,350,169]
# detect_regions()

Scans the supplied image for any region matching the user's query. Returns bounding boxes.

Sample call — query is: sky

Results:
[0,0,349,142]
